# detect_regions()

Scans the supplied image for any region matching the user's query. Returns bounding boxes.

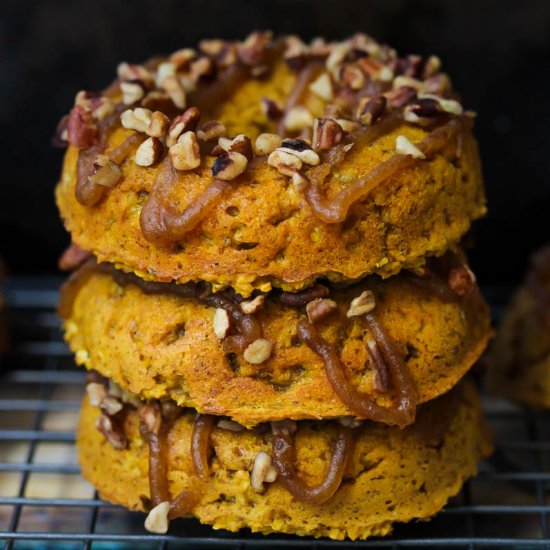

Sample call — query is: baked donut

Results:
[55,32,485,296]
[61,253,489,427]
[487,246,550,407]
[78,377,491,540]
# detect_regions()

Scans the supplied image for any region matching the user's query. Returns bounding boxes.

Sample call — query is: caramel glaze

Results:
[272,424,353,505]
[139,158,233,246]
[303,115,468,224]
[297,317,417,429]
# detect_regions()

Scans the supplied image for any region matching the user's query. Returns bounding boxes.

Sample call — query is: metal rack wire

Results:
[0,279,548,549]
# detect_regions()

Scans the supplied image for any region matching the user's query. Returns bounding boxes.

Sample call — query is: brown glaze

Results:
[140,158,232,246]
[297,316,417,428]
[191,414,216,478]
[304,116,467,224]
[272,424,352,504]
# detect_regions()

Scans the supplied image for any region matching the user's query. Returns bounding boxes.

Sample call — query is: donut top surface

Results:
[55,32,485,295]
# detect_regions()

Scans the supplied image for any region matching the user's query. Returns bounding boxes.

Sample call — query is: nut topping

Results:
[117,62,153,85]
[308,72,334,101]
[261,97,283,120]
[405,98,440,120]
[190,56,216,83]
[335,118,360,134]
[395,135,426,159]
[419,94,463,115]
[237,31,272,66]
[270,419,297,436]
[240,295,265,314]
[90,96,115,121]
[346,290,376,317]
[306,298,338,323]
[217,419,245,432]
[255,133,282,155]
[197,120,226,142]
[88,155,122,187]
[356,95,387,125]
[312,118,343,151]
[211,151,248,180]
[121,108,153,133]
[169,131,201,171]
[67,105,98,149]
[339,64,365,90]
[155,61,176,88]
[278,139,320,165]
[100,395,124,416]
[220,134,254,161]
[167,107,201,147]
[338,416,363,428]
[283,106,314,132]
[146,111,170,138]
[96,414,127,450]
[120,79,146,105]
[448,264,476,297]
[144,501,170,534]
[392,75,425,91]
[243,338,272,364]
[86,382,106,407]
[250,451,278,491]
[169,47,196,69]
[384,86,417,108]
[267,149,302,176]
[135,137,163,167]
[139,402,162,436]
[161,74,187,109]
[213,308,230,339]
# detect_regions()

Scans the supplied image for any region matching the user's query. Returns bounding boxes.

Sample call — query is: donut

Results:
[55,32,485,297]
[78,377,491,540]
[62,254,490,427]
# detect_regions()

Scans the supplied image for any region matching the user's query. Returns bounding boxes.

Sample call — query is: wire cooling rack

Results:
[0,279,548,549]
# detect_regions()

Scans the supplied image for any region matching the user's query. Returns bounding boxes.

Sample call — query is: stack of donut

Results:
[55,32,492,540]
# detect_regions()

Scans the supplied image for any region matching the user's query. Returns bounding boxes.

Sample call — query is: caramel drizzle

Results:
[140,402,197,517]
[272,424,352,505]
[303,116,467,224]
[277,61,323,136]
[190,414,215,478]
[297,313,417,428]
[139,157,232,246]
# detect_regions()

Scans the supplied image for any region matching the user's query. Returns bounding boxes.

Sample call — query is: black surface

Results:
[1,0,549,284]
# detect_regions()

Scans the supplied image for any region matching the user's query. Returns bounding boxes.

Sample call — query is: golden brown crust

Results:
[64,264,491,427]
[77,380,492,540]
[55,37,486,296]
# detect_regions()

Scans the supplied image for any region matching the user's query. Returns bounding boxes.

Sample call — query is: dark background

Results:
[1,0,549,285]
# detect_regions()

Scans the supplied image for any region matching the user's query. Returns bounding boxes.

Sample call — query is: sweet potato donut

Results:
[487,246,550,408]
[62,255,491,427]
[77,379,491,540]
[55,33,485,296]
